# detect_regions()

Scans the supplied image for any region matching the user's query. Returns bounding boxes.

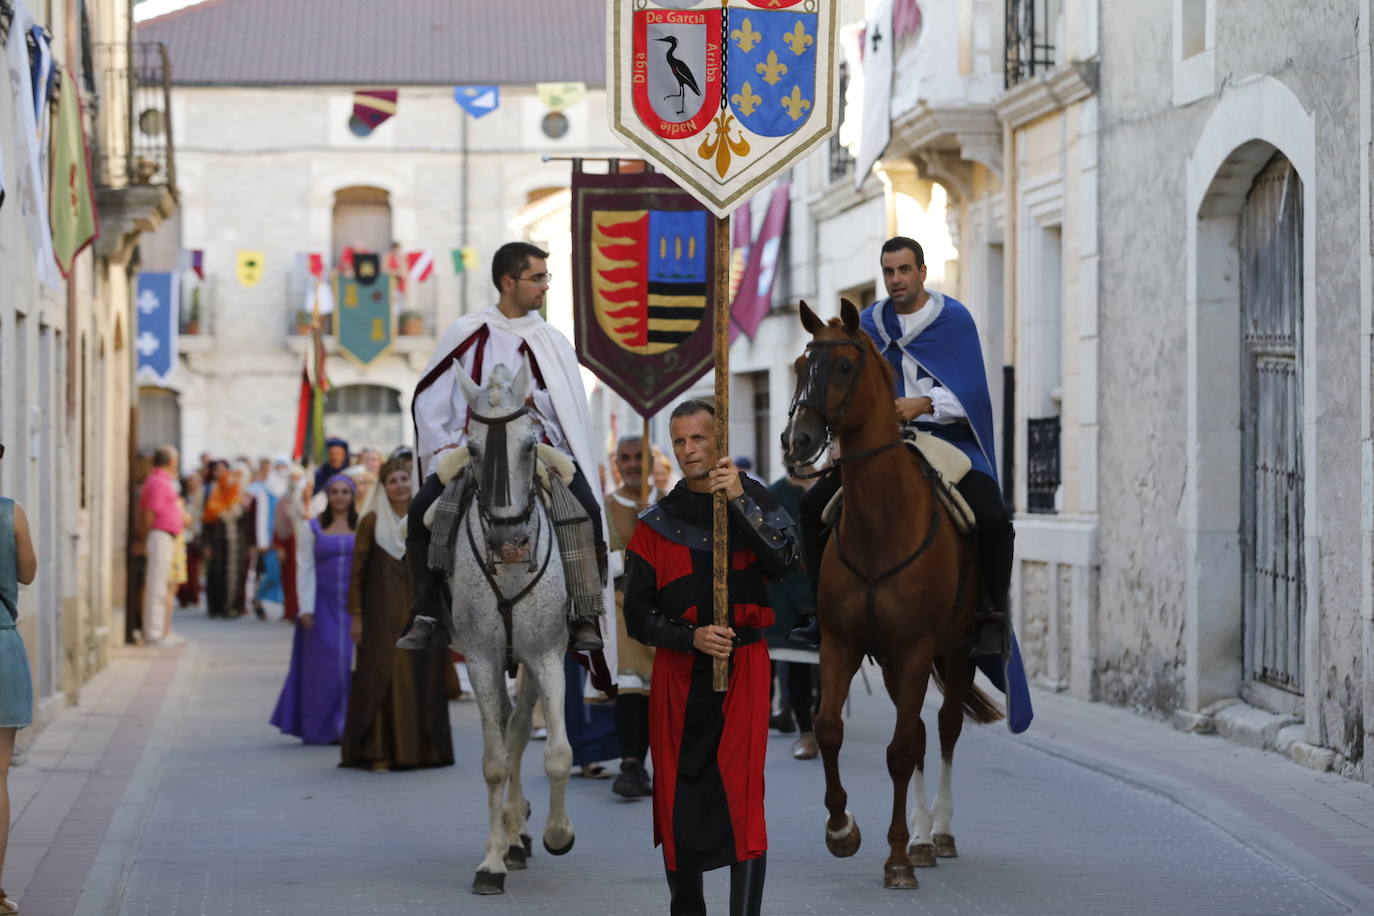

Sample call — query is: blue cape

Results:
[860,296,998,482]
[859,296,1032,734]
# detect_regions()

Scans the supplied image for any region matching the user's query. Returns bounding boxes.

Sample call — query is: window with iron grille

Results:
[1026,416,1060,513]
[828,63,855,183]
[1005,0,1058,88]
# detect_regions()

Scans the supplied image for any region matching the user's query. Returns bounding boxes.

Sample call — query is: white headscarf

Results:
[360,461,408,561]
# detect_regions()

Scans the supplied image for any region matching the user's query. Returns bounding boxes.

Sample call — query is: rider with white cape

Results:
[398,242,616,690]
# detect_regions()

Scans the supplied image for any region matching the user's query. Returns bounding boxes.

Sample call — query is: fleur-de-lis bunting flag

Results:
[608,0,838,218]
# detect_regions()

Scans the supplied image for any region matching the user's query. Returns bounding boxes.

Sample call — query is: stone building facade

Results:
[1,0,176,740]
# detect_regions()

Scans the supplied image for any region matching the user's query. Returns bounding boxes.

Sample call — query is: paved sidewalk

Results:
[2,610,1370,914]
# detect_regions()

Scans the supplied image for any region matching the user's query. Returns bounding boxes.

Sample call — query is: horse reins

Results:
[787,333,973,657]
[784,338,904,478]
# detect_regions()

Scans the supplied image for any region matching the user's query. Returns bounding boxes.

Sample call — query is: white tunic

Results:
[894,294,967,426]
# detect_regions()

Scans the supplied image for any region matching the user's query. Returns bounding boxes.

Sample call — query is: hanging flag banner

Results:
[728,195,752,301]
[50,68,99,277]
[336,274,393,365]
[135,272,178,384]
[353,252,381,286]
[537,81,587,111]
[730,181,789,341]
[854,0,895,188]
[237,250,264,286]
[893,0,924,45]
[5,0,60,291]
[607,0,838,218]
[352,89,398,132]
[454,85,500,118]
[406,250,434,284]
[572,171,715,417]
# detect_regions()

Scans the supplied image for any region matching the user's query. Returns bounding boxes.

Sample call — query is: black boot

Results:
[612,759,652,798]
[729,853,766,916]
[788,614,820,647]
[396,536,451,650]
[569,617,604,651]
[971,527,1013,658]
[666,867,706,916]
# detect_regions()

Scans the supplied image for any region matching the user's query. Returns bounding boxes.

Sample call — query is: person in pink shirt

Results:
[138,446,186,646]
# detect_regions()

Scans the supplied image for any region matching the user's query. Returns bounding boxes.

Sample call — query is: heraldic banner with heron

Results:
[609,0,838,219]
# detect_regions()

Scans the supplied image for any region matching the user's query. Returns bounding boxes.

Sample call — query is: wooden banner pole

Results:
[640,416,652,508]
[712,213,731,693]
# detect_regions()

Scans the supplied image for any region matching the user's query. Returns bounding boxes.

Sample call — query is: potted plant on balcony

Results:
[294,309,314,336]
[185,287,202,336]
[398,310,425,336]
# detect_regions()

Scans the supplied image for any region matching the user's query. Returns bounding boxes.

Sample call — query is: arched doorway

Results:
[331,186,393,264]
[1183,76,1317,715]
[325,384,403,452]
[1240,153,1304,697]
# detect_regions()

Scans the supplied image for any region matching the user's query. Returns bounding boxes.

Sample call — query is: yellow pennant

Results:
[536,81,586,112]
[237,250,265,287]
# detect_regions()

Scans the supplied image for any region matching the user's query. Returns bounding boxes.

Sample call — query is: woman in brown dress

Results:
[340,453,455,771]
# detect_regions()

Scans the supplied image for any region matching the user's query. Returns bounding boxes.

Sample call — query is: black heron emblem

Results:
[655,35,700,116]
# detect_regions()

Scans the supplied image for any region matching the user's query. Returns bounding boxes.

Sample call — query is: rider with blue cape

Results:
[792,237,1032,734]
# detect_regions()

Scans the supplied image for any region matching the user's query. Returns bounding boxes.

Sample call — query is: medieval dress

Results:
[339,512,454,770]
[623,476,799,872]
[270,518,354,745]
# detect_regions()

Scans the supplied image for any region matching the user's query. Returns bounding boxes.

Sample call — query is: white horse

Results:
[440,363,575,895]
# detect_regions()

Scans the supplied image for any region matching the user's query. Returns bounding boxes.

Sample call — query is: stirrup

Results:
[969,612,1010,658]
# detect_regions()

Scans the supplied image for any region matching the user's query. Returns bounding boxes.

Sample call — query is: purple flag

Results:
[730,182,790,341]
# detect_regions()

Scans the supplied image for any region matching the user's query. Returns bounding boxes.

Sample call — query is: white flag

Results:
[854,0,895,190]
[5,0,61,291]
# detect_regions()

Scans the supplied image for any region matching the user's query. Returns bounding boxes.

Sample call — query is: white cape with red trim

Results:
[415,306,617,694]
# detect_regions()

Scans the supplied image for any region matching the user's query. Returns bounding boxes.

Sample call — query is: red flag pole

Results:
[712,212,731,693]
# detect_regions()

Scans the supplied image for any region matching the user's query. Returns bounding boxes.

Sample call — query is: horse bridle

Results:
[785,337,902,478]
[464,400,554,677]
[468,403,538,528]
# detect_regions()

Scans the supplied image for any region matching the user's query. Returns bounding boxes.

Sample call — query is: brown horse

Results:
[781,299,1003,890]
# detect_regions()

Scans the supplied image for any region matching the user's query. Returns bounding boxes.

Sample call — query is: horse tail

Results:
[931,656,1004,725]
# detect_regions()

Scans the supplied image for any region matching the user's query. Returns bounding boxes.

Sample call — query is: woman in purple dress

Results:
[271,474,358,744]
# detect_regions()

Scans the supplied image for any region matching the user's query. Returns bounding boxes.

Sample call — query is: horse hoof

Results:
[472,870,506,895]
[544,834,575,856]
[824,813,861,858]
[907,843,937,868]
[504,845,528,870]
[884,863,919,890]
[521,833,533,857]
[933,833,958,858]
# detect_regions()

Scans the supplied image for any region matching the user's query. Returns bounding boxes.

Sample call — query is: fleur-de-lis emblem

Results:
[781,85,811,121]
[783,20,814,56]
[698,111,752,178]
[731,18,762,54]
[731,81,763,116]
[756,50,788,86]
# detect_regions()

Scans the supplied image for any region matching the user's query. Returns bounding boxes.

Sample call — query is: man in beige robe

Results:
[607,434,659,798]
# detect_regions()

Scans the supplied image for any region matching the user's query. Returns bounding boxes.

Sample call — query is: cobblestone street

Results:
[6,610,1374,915]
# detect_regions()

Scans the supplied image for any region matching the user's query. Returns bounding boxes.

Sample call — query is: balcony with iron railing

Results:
[1026,415,1061,514]
[1004,0,1058,89]
[92,41,177,261]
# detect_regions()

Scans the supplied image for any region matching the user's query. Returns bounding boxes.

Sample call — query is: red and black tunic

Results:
[623,476,799,872]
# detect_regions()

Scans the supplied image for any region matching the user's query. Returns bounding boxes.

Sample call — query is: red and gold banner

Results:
[572,171,715,417]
